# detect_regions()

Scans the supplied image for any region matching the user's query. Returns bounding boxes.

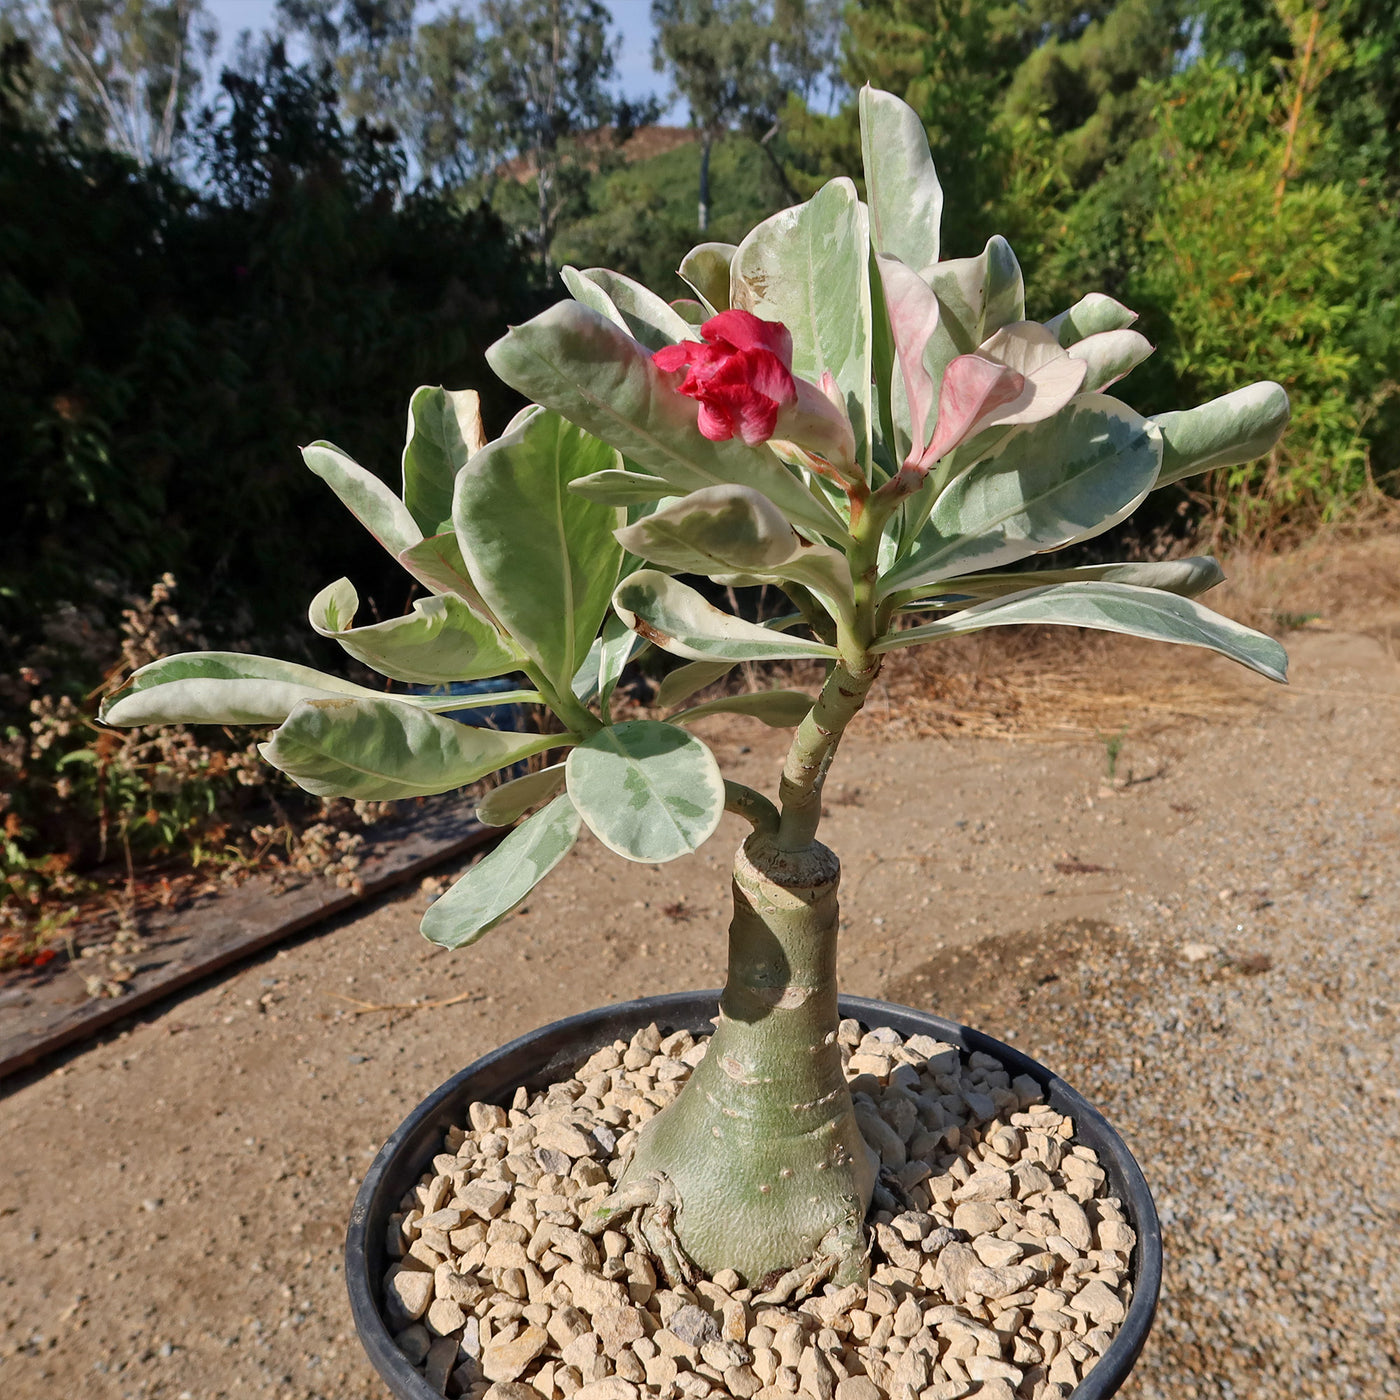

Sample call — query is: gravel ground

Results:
[888,625,1400,1400]
[1,543,1397,1400]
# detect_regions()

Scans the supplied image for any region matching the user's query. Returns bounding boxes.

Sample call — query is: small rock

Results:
[424,1335,460,1393]
[536,1121,600,1160]
[471,1103,510,1133]
[482,1325,548,1382]
[457,1183,511,1221]
[546,1306,593,1349]
[1097,1219,1137,1253]
[669,1303,722,1347]
[951,1202,1002,1236]
[952,1167,1011,1203]
[934,1243,979,1302]
[1181,941,1217,963]
[1071,1280,1126,1326]
[427,1297,467,1337]
[1046,1195,1093,1252]
[557,1264,629,1315]
[726,1364,763,1398]
[573,1380,639,1400]
[395,1323,432,1364]
[485,1385,548,1400]
[834,1378,881,1400]
[965,1356,1022,1383]
[972,1238,1024,1269]
[388,1268,435,1322]
[966,1264,1036,1301]
[595,1305,646,1356]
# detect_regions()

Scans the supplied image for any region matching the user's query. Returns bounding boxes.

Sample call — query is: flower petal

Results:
[702,309,794,368]
[921,355,1026,467]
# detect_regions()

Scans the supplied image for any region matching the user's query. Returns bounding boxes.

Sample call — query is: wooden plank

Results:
[0,802,501,1082]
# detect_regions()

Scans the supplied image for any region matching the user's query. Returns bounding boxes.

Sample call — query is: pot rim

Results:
[347,990,1161,1400]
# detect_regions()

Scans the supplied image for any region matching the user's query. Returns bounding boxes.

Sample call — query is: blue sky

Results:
[204,0,671,111]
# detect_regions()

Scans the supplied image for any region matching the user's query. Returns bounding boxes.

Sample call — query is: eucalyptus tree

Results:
[104,87,1290,1288]
[3,0,215,164]
[651,0,835,231]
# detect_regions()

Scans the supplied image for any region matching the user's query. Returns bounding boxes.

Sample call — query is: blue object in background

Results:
[400,677,528,731]
[399,678,537,789]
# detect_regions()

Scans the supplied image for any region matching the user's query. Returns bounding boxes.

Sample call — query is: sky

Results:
[204,0,673,112]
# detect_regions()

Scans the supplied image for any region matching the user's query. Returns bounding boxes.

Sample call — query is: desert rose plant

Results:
[102,88,1290,1292]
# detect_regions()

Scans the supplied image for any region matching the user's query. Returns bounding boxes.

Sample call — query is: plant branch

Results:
[774,513,884,850]
[723,780,779,837]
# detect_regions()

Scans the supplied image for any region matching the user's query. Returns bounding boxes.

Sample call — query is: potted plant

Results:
[102,88,1288,1400]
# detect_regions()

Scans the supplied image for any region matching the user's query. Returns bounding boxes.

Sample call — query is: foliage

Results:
[1,0,216,164]
[0,41,543,655]
[103,88,1291,1281]
[650,0,839,228]
[551,133,793,295]
[274,0,649,264]
[109,85,1290,943]
[0,575,390,969]
[1130,61,1395,533]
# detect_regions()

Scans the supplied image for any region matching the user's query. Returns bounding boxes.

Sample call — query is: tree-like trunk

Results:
[613,832,876,1288]
[697,132,712,233]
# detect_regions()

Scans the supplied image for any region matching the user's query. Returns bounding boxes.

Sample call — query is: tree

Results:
[273,0,418,129]
[3,0,217,164]
[651,0,836,232]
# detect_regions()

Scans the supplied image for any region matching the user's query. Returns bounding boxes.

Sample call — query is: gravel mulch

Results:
[386,1021,1138,1400]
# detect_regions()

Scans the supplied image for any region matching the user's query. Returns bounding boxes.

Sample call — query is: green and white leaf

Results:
[860,86,942,269]
[575,267,696,352]
[1066,329,1154,393]
[475,764,569,827]
[486,302,847,541]
[308,578,519,685]
[900,556,1226,608]
[453,408,623,692]
[679,241,736,314]
[597,611,645,714]
[655,658,738,709]
[731,178,873,470]
[396,532,496,621]
[1151,382,1290,487]
[879,394,1162,598]
[569,468,677,506]
[561,264,631,334]
[302,441,421,557]
[421,794,581,948]
[565,721,724,862]
[872,581,1288,683]
[401,386,485,536]
[925,236,1024,352]
[102,652,390,727]
[670,689,815,728]
[615,485,855,626]
[614,571,838,663]
[1045,293,1137,347]
[259,696,561,801]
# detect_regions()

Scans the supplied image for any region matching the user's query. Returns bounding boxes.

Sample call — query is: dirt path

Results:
[2,540,1398,1400]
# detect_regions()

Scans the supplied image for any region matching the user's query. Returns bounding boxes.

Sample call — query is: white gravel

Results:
[385,1021,1139,1400]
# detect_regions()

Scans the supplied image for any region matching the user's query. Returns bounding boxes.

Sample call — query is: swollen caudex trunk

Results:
[609,834,878,1290]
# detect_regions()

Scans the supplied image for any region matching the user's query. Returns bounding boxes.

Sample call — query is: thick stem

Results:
[613,835,876,1286]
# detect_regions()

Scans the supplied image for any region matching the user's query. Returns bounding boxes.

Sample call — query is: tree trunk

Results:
[613,832,876,1288]
[697,133,712,233]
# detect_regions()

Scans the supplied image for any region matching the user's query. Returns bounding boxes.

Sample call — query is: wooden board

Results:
[0,802,500,1082]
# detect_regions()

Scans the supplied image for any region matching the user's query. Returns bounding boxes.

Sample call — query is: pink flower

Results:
[653,310,798,445]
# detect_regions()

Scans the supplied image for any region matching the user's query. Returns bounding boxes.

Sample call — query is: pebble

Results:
[386,1023,1133,1400]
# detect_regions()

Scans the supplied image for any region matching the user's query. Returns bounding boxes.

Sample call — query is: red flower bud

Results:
[653,310,798,446]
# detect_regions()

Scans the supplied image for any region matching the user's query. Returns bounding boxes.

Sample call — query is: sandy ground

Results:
[2,536,1398,1400]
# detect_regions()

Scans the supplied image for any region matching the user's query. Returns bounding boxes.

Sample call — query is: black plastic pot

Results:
[346,992,1161,1400]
